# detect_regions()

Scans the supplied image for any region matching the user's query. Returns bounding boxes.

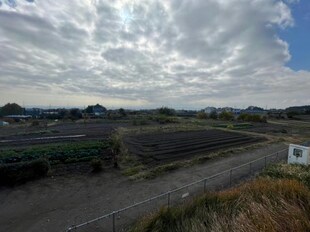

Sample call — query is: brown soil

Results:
[124,129,265,166]
[0,122,125,148]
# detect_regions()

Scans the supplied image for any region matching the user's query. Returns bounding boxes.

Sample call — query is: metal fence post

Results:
[249,162,252,175]
[229,169,232,187]
[112,211,116,232]
[203,179,207,192]
[167,192,171,208]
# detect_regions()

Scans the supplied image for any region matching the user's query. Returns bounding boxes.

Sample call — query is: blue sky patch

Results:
[280,0,310,71]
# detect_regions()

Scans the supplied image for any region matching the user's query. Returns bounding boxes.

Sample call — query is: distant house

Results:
[242,106,267,116]
[204,107,217,114]
[24,108,43,118]
[85,104,107,117]
[0,120,9,126]
[231,108,242,115]
[93,104,107,116]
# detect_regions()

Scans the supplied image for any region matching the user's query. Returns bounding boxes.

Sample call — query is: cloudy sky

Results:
[0,0,309,109]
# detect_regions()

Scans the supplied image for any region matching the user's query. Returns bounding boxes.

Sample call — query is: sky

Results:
[0,0,309,110]
[279,0,310,71]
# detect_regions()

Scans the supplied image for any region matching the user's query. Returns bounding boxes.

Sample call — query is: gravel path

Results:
[0,143,287,232]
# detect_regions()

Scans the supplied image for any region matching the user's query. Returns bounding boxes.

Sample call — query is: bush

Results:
[238,113,266,123]
[196,112,208,119]
[0,159,50,186]
[157,107,176,116]
[153,115,179,124]
[90,158,103,172]
[209,110,218,119]
[31,120,40,126]
[219,111,234,121]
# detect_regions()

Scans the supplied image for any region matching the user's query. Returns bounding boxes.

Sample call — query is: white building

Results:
[204,107,216,114]
[0,121,9,126]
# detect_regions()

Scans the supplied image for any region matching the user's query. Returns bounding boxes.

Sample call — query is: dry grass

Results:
[261,163,310,188]
[130,178,310,232]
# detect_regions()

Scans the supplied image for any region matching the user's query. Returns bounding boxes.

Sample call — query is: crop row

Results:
[0,140,111,165]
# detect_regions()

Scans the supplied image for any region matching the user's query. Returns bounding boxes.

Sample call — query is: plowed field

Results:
[124,129,265,165]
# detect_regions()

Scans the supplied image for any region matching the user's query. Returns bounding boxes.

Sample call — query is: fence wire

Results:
[67,148,288,232]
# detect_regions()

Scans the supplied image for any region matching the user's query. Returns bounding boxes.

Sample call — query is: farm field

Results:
[0,143,287,232]
[0,122,125,148]
[0,117,307,231]
[124,129,266,166]
[188,119,292,135]
[0,121,129,181]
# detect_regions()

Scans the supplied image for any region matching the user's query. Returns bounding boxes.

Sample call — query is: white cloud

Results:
[0,0,309,109]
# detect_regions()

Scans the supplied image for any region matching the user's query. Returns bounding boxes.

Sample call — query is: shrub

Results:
[0,159,50,186]
[209,110,218,119]
[157,107,176,116]
[31,120,40,126]
[196,112,208,119]
[154,115,179,124]
[226,124,234,129]
[219,111,234,121]
[238,113,266,123]
[90,158,103,172]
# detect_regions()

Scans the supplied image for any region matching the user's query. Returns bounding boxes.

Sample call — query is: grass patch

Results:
[117,124,211,138]
[14,129,60,136]
[130,178,310,232]
[122,165,145,176]
[261,163,310,188]
[214,123,253,130]
[130,162,187,180]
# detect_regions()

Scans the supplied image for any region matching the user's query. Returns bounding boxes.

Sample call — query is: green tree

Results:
[238,113,248,121]
[158,107,176,116]
[238,113,266,123]
[219,111,234,121]
[118,108,127,117]
[69,108,82,120]
[209,110,218,120]
[0,103,23,116]
[196,112,208,119]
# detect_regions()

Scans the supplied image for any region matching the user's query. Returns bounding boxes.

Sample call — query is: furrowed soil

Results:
[0,122,125,148]
[124,129,265,165]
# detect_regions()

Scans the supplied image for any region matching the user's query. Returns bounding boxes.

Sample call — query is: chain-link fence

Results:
[67,148,288,232]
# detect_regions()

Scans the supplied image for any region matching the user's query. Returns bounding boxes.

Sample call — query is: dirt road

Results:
[0,143,287,232]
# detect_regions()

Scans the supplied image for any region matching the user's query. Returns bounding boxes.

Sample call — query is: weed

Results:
[130,178,310,232]
[90,158,103,172]
[122,165,145,176]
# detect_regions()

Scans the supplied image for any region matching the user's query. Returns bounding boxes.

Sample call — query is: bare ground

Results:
[0,143,287,232]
